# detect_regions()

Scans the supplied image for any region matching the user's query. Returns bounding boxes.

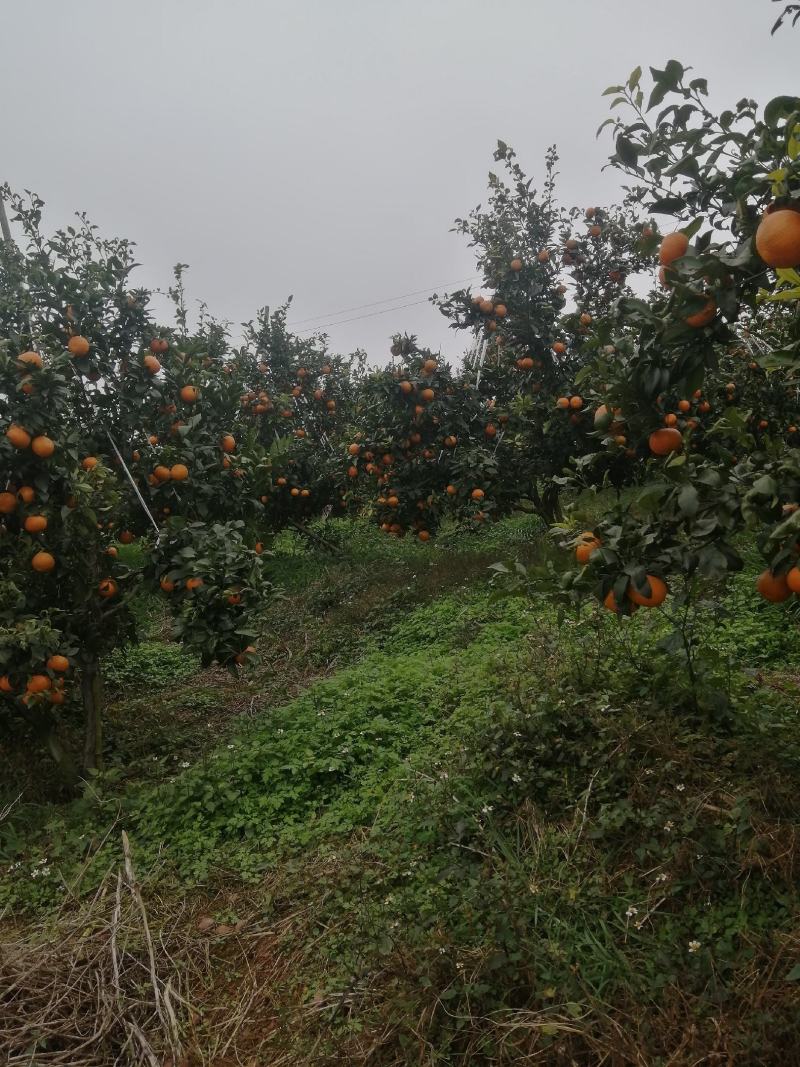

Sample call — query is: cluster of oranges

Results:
[573,532,669,613]
[0,654,71,706]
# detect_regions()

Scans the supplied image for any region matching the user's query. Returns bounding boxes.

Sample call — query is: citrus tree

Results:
[557,64,800,646]
[0,194,269,782]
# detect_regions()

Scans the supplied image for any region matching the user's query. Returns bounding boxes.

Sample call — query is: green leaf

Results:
[786,964,800,982]
[678,485,699,518]
[615,135,640,168]
[603,85,625,97]
[764,95,800,128]
[627,66,642,91]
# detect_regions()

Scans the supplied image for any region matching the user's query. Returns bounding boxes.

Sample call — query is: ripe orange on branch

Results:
[648,427,682,456]
[755,209,800,268]
[6,424,31,449]
[67,336,90,357]
[756,569,791,603]
[658,231,689,266]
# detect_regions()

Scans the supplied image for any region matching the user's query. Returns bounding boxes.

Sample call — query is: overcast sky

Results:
[2,1,794,365]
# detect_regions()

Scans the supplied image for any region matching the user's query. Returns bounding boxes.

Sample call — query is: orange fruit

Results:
[0,676,13,693]
[98,578,119,598]
[510,257,523,271]
[47,655,70,673]
[17,350,42,371]
[185,577,204,591]
[677,400,691,413]
[785,567,800,594]
[579,312,592,325]
[755,209,800,268]
[26,674,52,694]
[423,358,438,373]
[160,576,175,593]
[387,495,399,508]
[589,224,602,238]
[399,380,413,394]
[575,533,601,564]
[553,341,566,354]
[18,486,35,504]
[235,645,256,666]
[569,396,583,410]
[418,530,431,542]
[628,575,668,608]
[6,424,31,449]
[446,484,457,496]
[348,466,358,478]
[171,463,189,481]
[756,569,791,603]
[698,401,711,414]
[81,456,98,471]
[32,551,55,572]
[24,515,47,533]
[119,530,135,544]
[143,354,161,374]
[421,388,435,402]
[556,397,570,410]
[67,335,90,357]
[537,249,550,263]
[221,434,236,453]
[180,385,198,403]
[301,488,310,497]
[659,232,689,266]
[0,492,16,514]
[685,297,716,328]
[326,400,336,411]
[471,488,485,501]
[290,487,300,497]
[485,423,497,437]
[31,435,55,458]
[494,304,507,318]
[150,338,169,353]
[648,427,682,456]
[106,546,118,557]
[154,465,171,482]
[255,542,264,554]
[664,413,678,427]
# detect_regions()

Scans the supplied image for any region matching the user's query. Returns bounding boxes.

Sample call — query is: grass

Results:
[2,513,800,1065]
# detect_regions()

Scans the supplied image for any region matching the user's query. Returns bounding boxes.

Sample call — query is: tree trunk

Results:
[25,705,80,789]
[81,659,104,773]
[531,483,562,524]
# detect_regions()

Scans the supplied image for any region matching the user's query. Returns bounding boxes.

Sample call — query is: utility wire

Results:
[295,296,445,335]
[288,274,478,328]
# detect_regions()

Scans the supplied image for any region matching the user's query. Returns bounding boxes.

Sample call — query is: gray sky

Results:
[3,1,794,364]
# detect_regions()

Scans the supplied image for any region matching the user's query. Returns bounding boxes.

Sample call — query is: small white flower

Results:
[511,773,522,784]
[277,728,284,735]
[663,820,674,833]
[481,805,494,815]
[456,962,465,970]
[151,755,159,761]
[655,872,668,883]
[676,783,685,792]
[644,768,653,776]
[625,906,638,919]
[227,744,235,749]
[180,761,190,768]
[513,731,522,738]
[688,940,701,954]
[440,772,449,780]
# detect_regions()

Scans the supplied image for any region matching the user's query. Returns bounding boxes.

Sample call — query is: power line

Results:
[288,274,478,328]
[296,296,442,334]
